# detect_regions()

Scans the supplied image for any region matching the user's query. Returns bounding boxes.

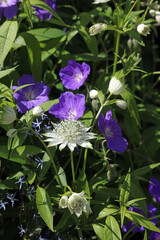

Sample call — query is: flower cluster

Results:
[59,192,92,217]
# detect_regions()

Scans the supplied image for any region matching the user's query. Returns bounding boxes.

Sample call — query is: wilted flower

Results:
[0,105,17,125]
[155,11,160,24]
[89,89,98,99]
[49,92,86,120]
[43,120,95,152]
[0,0,19,20]
[13,74,50,114]
[115,99,127,109]
[32,106,44,116]
[89,23,107,36]
[92,0,110,4]
[59,196,68,208]
[98,110,128,153]
[137,24,151,36]
[149,178,160,203]
[59,60,90,90]
[108,76,126,95]
[33,0,57,20]
[68,192,92,217]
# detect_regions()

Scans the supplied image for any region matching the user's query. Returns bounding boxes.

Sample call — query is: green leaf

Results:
[58,167,67,187]
[22,0,33,27]
[0,20,18,65]
[0,83,12,101]
[131,163,160,178]
[98,90,105,105]
[105,215,122,240]
[21,32,42,82]
[77,168,90,197]
[92,224,105,240]
[80,110,93,127]
[27,28,65,42]
[97,205,119,219]
[143,230,148,240]
[28,173,36,185]
[119,170,131,227]
[128,30,145,46]
[125,211,160,232]
[36,186,54,231]
[0,67,17,80]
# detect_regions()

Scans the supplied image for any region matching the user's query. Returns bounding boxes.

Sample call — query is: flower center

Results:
[105,127,113,136]
[24,90,36,101]
[74,72,83,82]
[67,109,77,120]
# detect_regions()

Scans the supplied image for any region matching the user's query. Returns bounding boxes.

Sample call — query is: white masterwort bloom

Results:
[115,99,127,109]
[59,196,68,209]
[137,24,151,36]
[89,89,98,99]
[68,192,92,217]
[43,120,95,152]
[93,0,110,4]
[89,23,107,36]
[108,76,126,95]
[0,105,17,124]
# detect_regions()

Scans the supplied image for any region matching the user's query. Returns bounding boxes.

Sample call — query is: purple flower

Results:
[98,110,128,153]
[59,60,90,90]
[0,0,19,20]
[149,178,160,203]
[49,91,85,120]
[33,0,57,20]
[13,74,50,114]
[150,228,160,240]
[123,206,145,233]
[147,204,158,226]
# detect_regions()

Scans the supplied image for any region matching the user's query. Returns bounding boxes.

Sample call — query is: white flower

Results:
[137,24,151,36]
[0,105,17,125]
[108,76,126,95]
[115,100,127,109]
[89,89,98,99]
[92,0,110,4]
[32,106,44,116]
[155,11,160,24]
[149,9,156,17]
[68,192,92,217]
[43,120,95,152]
[89,23,107,36]
[59,196,68,208]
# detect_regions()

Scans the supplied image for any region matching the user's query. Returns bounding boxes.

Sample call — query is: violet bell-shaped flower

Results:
[13,74,50,114]
[49,91,85,120]
[98,110,128,153]
[59,60,90,90]
[0,0,19,20]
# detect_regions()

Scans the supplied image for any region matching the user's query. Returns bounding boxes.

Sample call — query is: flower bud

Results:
[59,196,68,208]
[115,99,127,109]
[155,11,160,24]
[92,0,110,4]
[0,105,17,125]
[89,23,107,36]
[32,106,44,116]
[149,9,156,17]
[137,24,151,36]
[108,76,126,95]
[89,89,98,99]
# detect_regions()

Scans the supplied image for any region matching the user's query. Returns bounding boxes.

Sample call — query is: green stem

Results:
[70,151,75,183]
[113,31,120,74]
[83,148,88,173]
[140,0,154,22]
[29,127,63,191]
[124,0,139,23]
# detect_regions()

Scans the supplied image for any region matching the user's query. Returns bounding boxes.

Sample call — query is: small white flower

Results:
[155,11,160,24]
[108,76,126,95]
[68,192,92,218]
[32,106,44,116]
[149,9,156,17]
[137,24,151,36]
[115,99,127,109]
[43,120,95,152]
[89,89,98,99]
[0,105,17,125]
[89,23,107,36]
[92,0,110,4]
[59,196,68,208]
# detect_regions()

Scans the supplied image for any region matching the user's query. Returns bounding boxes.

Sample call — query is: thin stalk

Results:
[70,151,75,184]
[124,0,139,23]
[113,31,120,74]
[29,127,63,191]
[83,148,88,173]
[140,0,154,22]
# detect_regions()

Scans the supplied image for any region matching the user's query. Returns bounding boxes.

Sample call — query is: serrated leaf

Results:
[0,20,18,65]
[105,215,122,240]
[36,186,54,231]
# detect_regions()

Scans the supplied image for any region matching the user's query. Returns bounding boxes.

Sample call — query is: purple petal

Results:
[147,204,157,214]
[105,110,112,120]
[18,74,35,85]
[105,119,122,137]
[0,8,3,19]
[98,114,105,134]
[4,4,17,19]
[106,135,128,153]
